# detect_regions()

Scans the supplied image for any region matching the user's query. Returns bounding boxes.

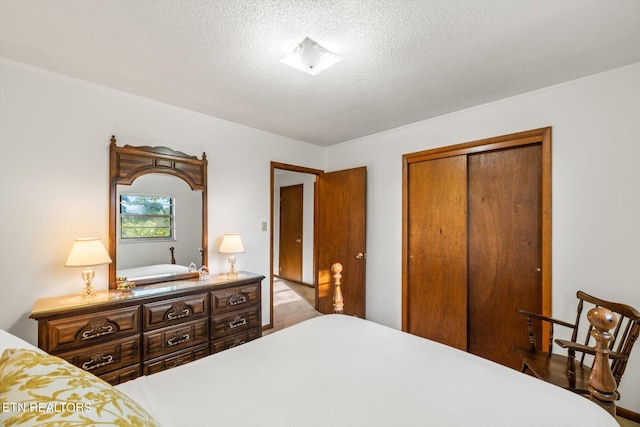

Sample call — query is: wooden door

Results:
[279,184,303,282]
[467,145,542,369]
[316,167,367,317]
[406,156,468,350]
[403,127,551,370]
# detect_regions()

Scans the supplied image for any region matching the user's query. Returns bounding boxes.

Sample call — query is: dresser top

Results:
[30,271,264,318]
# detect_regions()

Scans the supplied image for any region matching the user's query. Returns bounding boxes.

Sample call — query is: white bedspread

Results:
[115,315,618,427]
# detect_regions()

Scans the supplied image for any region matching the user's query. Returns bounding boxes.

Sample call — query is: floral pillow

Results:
[0,348,157,426]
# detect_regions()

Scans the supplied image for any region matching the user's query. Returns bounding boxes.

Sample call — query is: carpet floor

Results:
[264,278,321,335]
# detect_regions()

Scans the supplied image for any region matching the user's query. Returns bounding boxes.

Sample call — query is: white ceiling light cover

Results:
[280,37,343,76]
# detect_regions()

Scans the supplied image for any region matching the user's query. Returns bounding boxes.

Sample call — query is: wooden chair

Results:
[516,291,639,407]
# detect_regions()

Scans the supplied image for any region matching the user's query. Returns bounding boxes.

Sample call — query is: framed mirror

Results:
[108,136,208,289]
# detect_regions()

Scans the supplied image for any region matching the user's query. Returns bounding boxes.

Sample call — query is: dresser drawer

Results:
[100,364,141,386]
[143,343,209,376]
[44,306,140,353]
[211,305,260,338]
[143,293,208,330]
[143,318,209,360]
[58,335,140,377]
[211,329,260,353]
[211,282,259,315]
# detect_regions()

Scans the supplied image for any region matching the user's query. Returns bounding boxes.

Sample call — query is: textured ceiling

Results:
[1,1,639,146]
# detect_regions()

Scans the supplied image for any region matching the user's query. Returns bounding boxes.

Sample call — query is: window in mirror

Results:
[120,194,175,240]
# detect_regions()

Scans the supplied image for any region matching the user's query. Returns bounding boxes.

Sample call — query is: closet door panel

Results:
[467,144,542,369]
[407,156,468,350]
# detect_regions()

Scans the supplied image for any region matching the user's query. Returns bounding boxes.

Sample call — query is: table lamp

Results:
[65,238,112,296]
[218,233,244,278]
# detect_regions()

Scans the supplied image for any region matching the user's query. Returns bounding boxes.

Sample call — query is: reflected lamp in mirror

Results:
[218,233,244,278]
[65,238,112,296]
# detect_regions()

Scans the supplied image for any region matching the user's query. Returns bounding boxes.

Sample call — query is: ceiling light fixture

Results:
[280,37,343,76]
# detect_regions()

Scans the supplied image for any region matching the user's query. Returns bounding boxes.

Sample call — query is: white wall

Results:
[273,170,316,285]
[0,58,325,337]
[325,62,640,411]
[1,57,638,412]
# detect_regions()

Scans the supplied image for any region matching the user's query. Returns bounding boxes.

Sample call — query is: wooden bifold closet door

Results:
[402,128,551,370]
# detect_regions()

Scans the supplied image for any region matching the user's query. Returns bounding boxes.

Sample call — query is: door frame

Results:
[402,127,552,347]
[268,162,323,330]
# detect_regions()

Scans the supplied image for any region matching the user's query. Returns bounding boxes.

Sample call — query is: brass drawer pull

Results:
[171,358,189,368]
[229,339,246,349]
[81,322,115,340]
[229,316,247,329]
[82,352,115,371]
[167,333,190,347]
[166,306,192,321]
[228,293,247,306]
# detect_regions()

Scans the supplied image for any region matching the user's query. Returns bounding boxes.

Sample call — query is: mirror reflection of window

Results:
[120,194,175,240]
[116,174,202,272]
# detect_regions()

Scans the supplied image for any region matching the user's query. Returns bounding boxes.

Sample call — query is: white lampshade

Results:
[65,238,112,296]
[65,238,112,267]
[219,234,244,278]
[218,234,245,254]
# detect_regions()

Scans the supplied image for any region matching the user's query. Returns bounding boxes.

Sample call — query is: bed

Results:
[120,314,622,427]
[1,319,619,426]
[1,265,621,427]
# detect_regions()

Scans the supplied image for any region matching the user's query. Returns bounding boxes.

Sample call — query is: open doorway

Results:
[269,162,322,330]
[268,161,368,330]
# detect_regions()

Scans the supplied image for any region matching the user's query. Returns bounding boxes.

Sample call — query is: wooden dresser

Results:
[30,272,263,385]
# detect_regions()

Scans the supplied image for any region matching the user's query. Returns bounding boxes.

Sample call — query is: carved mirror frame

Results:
[108,135,208,289]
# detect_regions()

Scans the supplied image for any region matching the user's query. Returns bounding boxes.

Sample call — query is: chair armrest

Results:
[555,339,595,356]
[516,309,576,329]
[555,339,628,361]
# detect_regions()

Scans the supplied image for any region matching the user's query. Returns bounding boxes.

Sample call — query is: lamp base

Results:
[226,254,238,279]
[81,267,96,296]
